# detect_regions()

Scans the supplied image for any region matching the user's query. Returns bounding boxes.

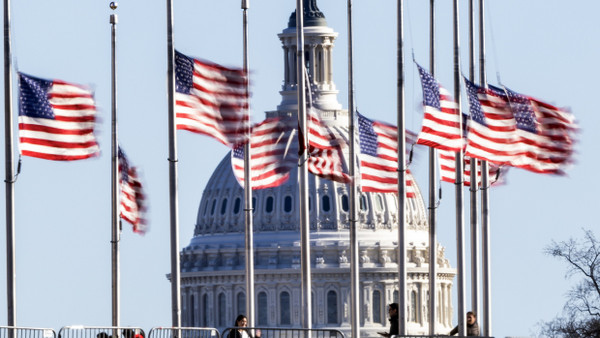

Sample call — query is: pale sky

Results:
[1,1,598,337]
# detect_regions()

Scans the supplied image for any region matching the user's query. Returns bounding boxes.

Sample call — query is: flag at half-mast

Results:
[415,62,463,152]
[18,72,100,161]
[118,147,148,234]
[357,112,417,197]
[174,50,250,147]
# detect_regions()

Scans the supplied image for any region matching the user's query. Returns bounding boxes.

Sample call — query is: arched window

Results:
[360,194,368,211]
[237,292,246,318]
[280,291,291,325]
[220,198,228,215]
[211,199,217,215]
[341,194,349,212]
[308,196,312,211]
[258,292,268,325]
[373,290,382,324]
[375,194,384,212]
[393,290,399,303]
[322,195,331,212]
[266,196,274,213]
[327,290,338,324]
[233,197,241,214]
[252,197,257,214]
[202,294,209,326]
[311,292,316,325]
[410,291,417,322]
[284,195,293,213]
[218,293,226,326]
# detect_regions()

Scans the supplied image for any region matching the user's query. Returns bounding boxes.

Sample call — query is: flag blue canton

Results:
[464,78,486,126]
[505,87,537,133]
[233,143,244,159]
[358,113,378,156]
[417,64,441,109]
[19,73,54,119]
[175,50,194,94]
[118,147,130,182]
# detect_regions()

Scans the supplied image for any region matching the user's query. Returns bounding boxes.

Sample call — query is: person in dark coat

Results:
[450,311,480,336]
[378,303,399,337]
[228,314,261,338]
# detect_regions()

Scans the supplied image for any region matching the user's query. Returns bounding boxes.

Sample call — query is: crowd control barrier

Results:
[148,327,219,338]
[58,326,145,338]
[221,328,345,338]
[0,326,56,338]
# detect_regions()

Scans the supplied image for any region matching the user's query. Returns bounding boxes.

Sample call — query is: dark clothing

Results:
[227,330,258,338]
[449,322,480,336]
[389,314,399,336]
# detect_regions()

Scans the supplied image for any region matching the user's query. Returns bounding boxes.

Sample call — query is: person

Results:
[449,311,480,336]
[377,303,399,337]
[228,314,261,338]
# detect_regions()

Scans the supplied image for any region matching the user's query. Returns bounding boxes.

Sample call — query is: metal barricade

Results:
[0,326,56,338]
[148,327,220,338]
[221,328,345,338]
[58,326,145,338]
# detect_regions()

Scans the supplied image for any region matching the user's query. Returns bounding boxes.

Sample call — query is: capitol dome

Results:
[179,1,456,336]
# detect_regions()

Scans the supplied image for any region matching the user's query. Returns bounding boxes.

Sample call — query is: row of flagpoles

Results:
[3,0,577,334]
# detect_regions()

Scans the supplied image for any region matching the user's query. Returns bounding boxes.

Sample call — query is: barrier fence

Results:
[148,327,219,338]
[221,328,345,338]
[57,326,145,338]
[0,326,56,338]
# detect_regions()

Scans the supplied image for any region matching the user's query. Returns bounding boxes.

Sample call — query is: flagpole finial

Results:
[110,2,118,10]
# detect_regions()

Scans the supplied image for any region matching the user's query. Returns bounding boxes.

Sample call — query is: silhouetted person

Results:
[377,303,399,337]
[228,314,261,338]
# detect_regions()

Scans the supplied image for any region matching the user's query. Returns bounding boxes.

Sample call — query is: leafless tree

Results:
[540,229,600,337]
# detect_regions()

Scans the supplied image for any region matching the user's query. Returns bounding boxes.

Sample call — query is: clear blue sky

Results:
[0,1,598,337]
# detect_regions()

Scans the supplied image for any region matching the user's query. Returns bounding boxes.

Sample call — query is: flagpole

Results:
[295,0,312,330]
[452,0,467,335]
[396,0,407,335]
[109,4,120,328]
[166,0,182,327]
[479,0,492,335]
[427,0,438,335]
[3,0,16,328]
[241,0,255,328]
[346,0,360,337]
[468,0,480,319]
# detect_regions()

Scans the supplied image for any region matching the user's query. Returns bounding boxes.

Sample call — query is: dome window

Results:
[220,198,228,215]
[265,196,274,213]
[322,195,331,212]
[327,290,338,324]
[233,197,241,214]
[360,194,368,211]
[283,195,293,213]
[341,194,349,212]
[252,197,257,214]
[203,200,209,216]
[210,199,217,215]
[375,194,384,212]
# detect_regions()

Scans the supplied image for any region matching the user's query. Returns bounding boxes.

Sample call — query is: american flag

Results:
[415,63,463,152]
[18,72,100,161]
[463,78,520,165]
[304,108,351,184]
[118,147,147,234]
[438,149,506,187]
[231,116,297,190]
[174,50,249,147]
[357,112,416,197]
[504,86,576,174]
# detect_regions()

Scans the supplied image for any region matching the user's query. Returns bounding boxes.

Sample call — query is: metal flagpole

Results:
[109,3,120,328]
[166,0,182,327]
[4,0,16,328]
[479,0,492,335]
[346,0,360,337]
[295,0,312,330]
[427,0,437,335]
[241,0,255,328]
[396,0,408,335]
[453,0,467,335]
[468,0,480,319]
